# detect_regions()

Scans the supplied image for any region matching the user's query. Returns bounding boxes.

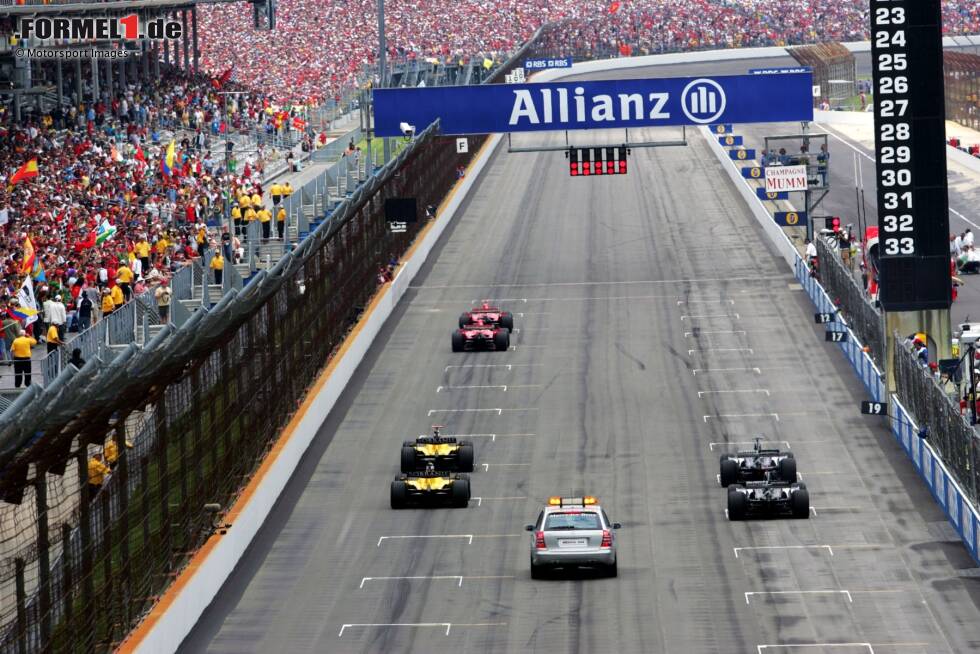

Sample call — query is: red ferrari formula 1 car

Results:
[452,319,510,352]
[458,302,515,331]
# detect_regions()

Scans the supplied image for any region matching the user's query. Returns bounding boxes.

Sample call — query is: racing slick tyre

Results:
[606,560,618,578]
[457,443,475,472]
[401,446,417,473]
[500,312,514,331]
[778,457,797,483]
[452,331,465,352]
[458,313,471,329]
[719,457,738,487]
[784,451,795,459]
[451,477,471,508]
[493,331,510,352]
[390,481,408,509]
[792,488,810,519]
[727,488,746,520]
[530,558,543,580]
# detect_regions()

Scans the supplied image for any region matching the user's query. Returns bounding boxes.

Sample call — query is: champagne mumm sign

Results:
[765,165,808,193]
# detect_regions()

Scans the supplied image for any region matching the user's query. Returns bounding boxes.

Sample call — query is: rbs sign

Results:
[373,73,813,136]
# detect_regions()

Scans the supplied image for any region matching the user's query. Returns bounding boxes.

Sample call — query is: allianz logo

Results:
[507,79,727,127]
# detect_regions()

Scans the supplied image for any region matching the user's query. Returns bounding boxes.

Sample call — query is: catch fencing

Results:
[944,50,980,133]
[794,257,885,403]
[787,42,857,108]
[894,335,980,505]
[0,120,477,653]
[815,236,885,366]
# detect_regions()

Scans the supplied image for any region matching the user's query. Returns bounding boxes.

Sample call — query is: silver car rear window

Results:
[544,512,601,530]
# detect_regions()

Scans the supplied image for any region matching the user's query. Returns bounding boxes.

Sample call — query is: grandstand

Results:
[196,0,980,103]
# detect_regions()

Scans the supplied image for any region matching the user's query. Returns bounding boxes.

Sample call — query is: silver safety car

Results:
[526,496,621,578]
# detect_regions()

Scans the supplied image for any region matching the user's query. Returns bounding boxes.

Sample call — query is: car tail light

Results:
[600,530,612,547]
[535,531,546,549]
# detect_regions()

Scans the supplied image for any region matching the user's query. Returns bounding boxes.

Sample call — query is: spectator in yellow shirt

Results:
[243,207,257,237]
[117,264,134,301]
[258,207,272,240]
[210,252,224,285]
[101,289,115,317]
[276,206,287,239]
[88,453,110,498]
[250,192,262,208]
[11,330,36,388]
[196,224,208,258]
[46,324,61,354]
[270,183,282,206]
[231,204,242,235]
[110,283,124,309]
[238,193,251,211]
[282,182,293,197]
[135,238,152,271]
[104,437,133,468]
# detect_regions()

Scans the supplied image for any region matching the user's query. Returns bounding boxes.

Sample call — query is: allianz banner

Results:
[373,73,814,136]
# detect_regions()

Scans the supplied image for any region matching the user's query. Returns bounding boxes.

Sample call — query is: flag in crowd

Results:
[9,158,38,186]
[96,220,117,245]
[161,140,177,176]
[19,236,35,275]
[12,276,38,326]
[30,258,46,283]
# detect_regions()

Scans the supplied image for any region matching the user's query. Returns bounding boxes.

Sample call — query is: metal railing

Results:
[33,265,194,387]
[894,335,980,504]
[815,236,885,365]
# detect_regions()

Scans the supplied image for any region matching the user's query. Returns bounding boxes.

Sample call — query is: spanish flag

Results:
[19,236,35,275]
[161,140,176,176]
[9,158,38,186]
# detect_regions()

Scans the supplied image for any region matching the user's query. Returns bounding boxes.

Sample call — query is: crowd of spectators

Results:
[0,68,304,373]
[197,0,980,103]
[538,1,980,56]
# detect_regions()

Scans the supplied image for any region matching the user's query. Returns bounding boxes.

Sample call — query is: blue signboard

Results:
[757,188,789,200]
[741,166,764,179]
[525,57,573,70]
[729,149,756,161]
[719,135,743,147]
[373,73,814,136]
[749,66,812,75]
[774,211,808,227]
[711,124,734,134]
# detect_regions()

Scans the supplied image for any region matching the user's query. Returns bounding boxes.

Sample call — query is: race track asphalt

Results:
[179,67,980,654]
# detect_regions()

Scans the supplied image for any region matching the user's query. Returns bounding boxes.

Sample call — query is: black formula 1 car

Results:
[390,467,471,509]
[727,474,809,520]
[452,319,510,352]
[719,438,796,487]
[402,426,475,473]
[459,302,515,331]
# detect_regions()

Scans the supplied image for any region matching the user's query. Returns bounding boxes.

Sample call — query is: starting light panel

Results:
[568,147,628,177]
